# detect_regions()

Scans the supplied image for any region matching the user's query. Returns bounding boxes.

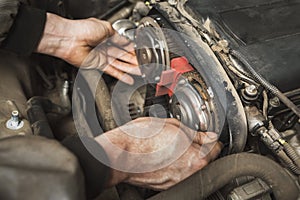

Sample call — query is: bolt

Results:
[176,114,181,120]
[201,105,207,110]
[168,0,177,5]
[62,80,69,96]
[11,111,20,127]
[245,85,258,96]
[207,87,214,98]
[195,123,199,130]
[154,76,160,82]
[142,52,147,60]
[6,110,24,130]
[142,74,146,78]
[269,97,280,107]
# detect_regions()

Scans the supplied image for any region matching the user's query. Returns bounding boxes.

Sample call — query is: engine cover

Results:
[185,0,300,92]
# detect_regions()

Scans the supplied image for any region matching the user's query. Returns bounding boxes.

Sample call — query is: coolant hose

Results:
[230,50,300,119]
[148,153,299,200]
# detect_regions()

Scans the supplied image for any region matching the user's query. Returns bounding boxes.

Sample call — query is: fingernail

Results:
[134,67,142,76]
[121,75,134,85]
[206,132,218,141]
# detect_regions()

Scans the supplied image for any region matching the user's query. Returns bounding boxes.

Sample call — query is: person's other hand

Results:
[95,117,222,190]
[37,13,140,85]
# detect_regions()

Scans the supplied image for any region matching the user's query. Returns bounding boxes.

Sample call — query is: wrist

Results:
[36,13,78,61]
[95,132,129,186]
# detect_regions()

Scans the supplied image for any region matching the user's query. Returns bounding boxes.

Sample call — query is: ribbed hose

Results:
[148,153,299,200]
[277,150,300,175]
[230,50,300,119]
[283,142,300,169]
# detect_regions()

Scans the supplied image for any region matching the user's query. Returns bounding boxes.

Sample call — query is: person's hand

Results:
[37,13,140,85]
[95,117,222,190]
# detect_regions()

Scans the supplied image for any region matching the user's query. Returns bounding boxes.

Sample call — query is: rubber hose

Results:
[148,153,299,200]
[27,98,54,139]
[230,50,300,119]
[283,142,300,169]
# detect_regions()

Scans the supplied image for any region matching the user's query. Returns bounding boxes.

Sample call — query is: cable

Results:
[230,50,300,119]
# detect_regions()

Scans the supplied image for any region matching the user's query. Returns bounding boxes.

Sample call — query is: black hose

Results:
[148,153,299,200]
[27,98,54,139]
[277,149,300,175]
[283,142,300,169]
[230,50,300,119]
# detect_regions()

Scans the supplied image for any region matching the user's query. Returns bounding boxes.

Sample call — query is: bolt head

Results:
[12,111,19,118]
[269,97,280,107]
[245,85,258,96]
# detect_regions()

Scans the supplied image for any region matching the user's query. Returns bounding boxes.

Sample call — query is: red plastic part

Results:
[155,57,194,96]
[170,56,194,73]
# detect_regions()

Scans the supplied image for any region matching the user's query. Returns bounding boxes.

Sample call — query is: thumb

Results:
[192,132,218,145]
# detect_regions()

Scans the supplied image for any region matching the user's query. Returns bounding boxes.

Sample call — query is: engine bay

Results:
[0,0,300,199]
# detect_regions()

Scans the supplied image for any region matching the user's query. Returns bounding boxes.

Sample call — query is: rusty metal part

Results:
[170,71,217,131]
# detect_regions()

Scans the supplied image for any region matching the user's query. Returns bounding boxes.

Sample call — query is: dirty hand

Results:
[96,117,222,190]
[37,13,140,85]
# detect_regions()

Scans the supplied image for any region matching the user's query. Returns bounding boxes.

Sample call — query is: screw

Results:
[269,97,280,107]
[6,110,24,130]
[11,111,20,127]
[62,80,69,96]
[207,87,214,98]
[142,52,147,60]
[168,0,177,5]
[245,85,258,96]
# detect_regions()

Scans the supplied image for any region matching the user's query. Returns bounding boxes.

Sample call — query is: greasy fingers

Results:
[109,58,141,75]
[207,141,222,161]
[85,18,115,46]
[105,45,137,64]
[193,131,219,145]
[109,33,133,46]
[102,65,134,85]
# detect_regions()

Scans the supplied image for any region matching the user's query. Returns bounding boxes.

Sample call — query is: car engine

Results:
[0,0,300,199]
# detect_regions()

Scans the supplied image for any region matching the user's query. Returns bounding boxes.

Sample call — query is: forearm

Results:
[1,4,46,55]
